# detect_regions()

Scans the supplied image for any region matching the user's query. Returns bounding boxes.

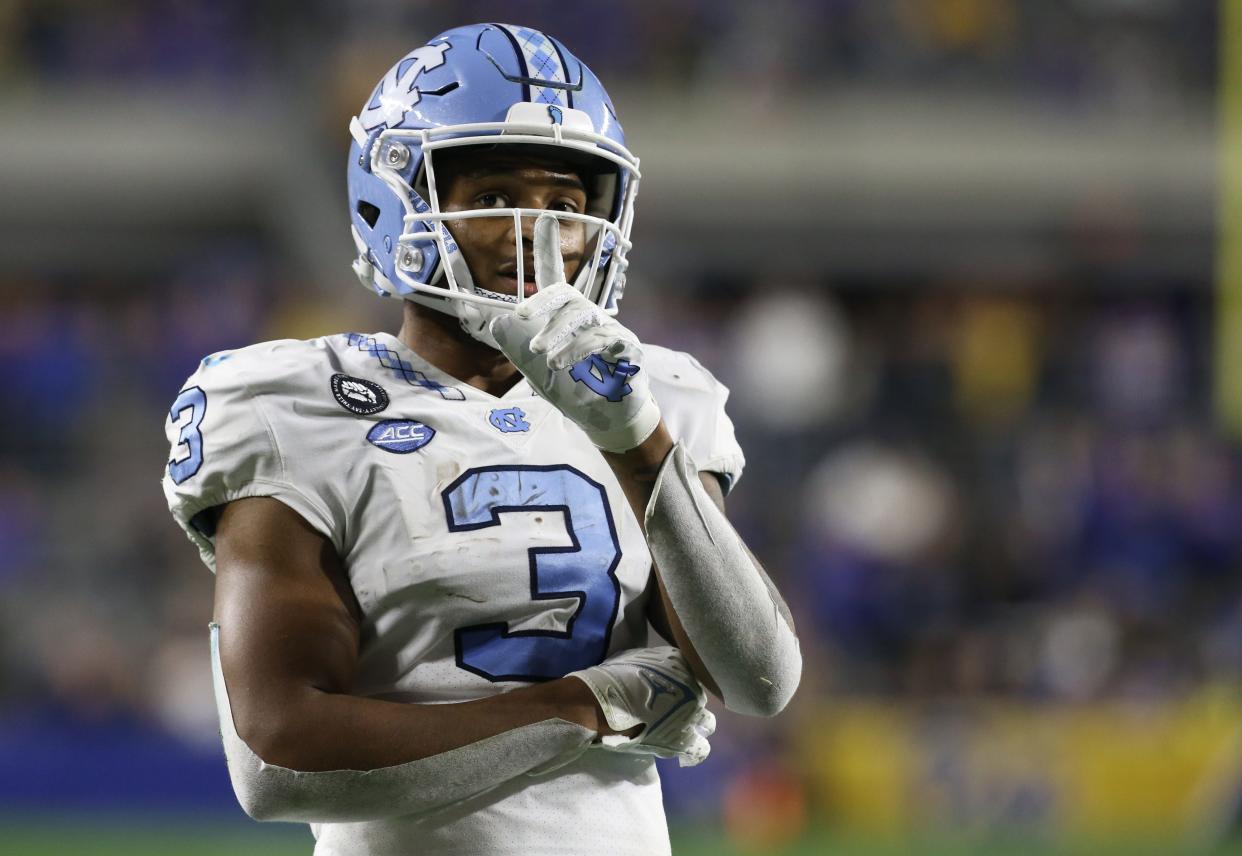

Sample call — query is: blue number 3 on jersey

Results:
[442,465,623,682]
[168,386,207,485]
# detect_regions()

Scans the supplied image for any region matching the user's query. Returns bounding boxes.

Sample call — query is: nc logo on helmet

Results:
[359,42,452,131]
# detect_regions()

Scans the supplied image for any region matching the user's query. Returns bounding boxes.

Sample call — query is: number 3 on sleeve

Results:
[168,386,207,484]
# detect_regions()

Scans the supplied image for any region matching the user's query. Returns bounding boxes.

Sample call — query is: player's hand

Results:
[567,646,715,767]
[489,215,662,453]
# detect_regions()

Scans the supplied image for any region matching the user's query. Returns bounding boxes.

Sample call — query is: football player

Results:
[163,23,800,856]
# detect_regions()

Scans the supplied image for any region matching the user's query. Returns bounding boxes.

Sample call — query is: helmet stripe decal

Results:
[489,25,531,102]
[500,24,568,107]
[547,36,574,109]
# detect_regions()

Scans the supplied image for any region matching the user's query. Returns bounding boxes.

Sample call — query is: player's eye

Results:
[476,192,509,209]
[548,199,581,214]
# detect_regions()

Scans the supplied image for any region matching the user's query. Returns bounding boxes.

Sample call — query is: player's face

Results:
[437,151,589,299]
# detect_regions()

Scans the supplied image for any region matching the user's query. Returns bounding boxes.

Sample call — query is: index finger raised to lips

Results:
[534,214,566,291]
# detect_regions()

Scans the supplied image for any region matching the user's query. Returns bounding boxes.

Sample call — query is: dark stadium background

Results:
[0,1,1238,853]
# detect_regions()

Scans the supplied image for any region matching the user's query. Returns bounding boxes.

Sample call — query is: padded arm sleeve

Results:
[645,444,801,717]
[210,625,594,823]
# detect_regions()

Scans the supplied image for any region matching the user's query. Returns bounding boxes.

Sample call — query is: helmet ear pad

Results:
[347,140,445,295]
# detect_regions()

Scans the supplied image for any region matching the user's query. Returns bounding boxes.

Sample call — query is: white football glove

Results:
[489,215,662,453]
[568,646,715,768]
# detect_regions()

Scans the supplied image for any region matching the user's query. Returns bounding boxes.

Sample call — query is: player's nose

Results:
[516,213,545,262]
[513,212,578,267]
[517,212,538,244]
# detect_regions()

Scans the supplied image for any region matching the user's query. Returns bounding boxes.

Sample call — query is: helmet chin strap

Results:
[438,243,507,351]
[455,300,506,351]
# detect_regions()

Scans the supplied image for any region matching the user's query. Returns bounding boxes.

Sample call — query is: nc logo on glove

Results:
[488,214,664,452]
[569,354,639,402]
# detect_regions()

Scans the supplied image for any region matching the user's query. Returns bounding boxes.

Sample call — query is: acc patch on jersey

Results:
[331,373,389,415]
[367,419,436,453]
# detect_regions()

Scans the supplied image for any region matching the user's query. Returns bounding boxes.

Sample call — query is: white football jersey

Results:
[162,331,744,856]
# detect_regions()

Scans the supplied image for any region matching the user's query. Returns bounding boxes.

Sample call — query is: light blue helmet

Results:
[347,23,640,343]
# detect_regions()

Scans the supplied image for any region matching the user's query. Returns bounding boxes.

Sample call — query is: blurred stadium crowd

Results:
[0,0,1216,103]
[0,0,1236,848]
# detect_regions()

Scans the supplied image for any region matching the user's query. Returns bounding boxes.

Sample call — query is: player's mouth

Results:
[483,254,579,302]
[493,264,539,299]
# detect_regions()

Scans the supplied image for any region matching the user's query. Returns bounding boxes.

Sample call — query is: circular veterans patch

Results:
[331,373,389,415]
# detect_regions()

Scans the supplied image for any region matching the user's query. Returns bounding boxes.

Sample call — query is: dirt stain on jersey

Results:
[434,461,461,487]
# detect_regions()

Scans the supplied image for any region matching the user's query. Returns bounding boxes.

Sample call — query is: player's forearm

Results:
[213,627,601,822]
[599,425,720,696]
[241,676,600,772]
[604,431,801,717]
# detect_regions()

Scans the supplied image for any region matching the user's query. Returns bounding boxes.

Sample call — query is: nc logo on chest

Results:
[367,419,436,453]
[488,407,530,433]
